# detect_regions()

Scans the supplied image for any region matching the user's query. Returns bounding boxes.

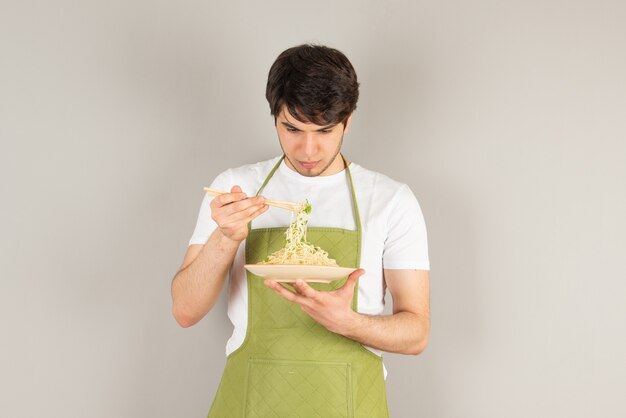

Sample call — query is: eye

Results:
[319,129,332,134]
[286,127,299,133]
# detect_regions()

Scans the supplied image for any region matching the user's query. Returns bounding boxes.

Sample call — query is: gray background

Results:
[1,1,625,417]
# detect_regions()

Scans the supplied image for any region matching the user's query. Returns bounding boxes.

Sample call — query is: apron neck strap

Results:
[256,156,283,197]
[344,157,362,233]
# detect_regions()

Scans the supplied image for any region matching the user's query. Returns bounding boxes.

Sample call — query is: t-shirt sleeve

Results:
[382,184,430,270]
[188,171,231,246]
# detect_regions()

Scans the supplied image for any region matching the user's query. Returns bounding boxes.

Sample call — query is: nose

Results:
[303,133,318,158]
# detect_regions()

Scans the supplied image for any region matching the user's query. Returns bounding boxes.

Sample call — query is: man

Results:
[172,44,430,417]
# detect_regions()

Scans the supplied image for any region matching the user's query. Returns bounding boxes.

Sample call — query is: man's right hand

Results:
[210,185,268,242]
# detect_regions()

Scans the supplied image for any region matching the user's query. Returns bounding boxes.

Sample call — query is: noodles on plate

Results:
[260,201,338,266]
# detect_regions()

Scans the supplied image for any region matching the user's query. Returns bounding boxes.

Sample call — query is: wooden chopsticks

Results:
[203,187,305,212]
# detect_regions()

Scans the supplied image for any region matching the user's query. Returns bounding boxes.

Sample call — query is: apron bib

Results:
[208,157,389,417]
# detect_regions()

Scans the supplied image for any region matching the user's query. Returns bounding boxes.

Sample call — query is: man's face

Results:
[276,107,352,177]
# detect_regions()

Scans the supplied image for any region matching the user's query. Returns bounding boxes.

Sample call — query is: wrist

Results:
[215,228,244,249]
[334,309,362,337]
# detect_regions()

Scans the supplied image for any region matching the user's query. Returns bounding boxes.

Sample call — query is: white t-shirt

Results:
[189,156,430,356]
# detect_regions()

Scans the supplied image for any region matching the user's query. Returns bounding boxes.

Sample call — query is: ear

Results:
[343,114,353,134]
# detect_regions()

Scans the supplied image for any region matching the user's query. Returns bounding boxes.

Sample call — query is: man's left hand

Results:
[264,269,365,334]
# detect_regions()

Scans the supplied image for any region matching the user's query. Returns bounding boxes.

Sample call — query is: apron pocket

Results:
[245,358,353,418]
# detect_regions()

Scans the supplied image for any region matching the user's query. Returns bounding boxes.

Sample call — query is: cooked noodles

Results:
[260,201,339,266]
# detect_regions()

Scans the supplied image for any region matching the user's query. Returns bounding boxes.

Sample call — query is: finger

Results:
[340,269,365,295]
[264,279,307,305]
[224,197,266,220]
[348,268,366,281]
[243,203,269,222]
[293,280,319,299]
[212,193,248,210]
[215,196,265,221]
[212,186,247,207]
[217,204,268,236]
[221,203,268,229]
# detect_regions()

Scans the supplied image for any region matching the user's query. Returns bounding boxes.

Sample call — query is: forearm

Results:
[267,270,430,355]
[171,229,240,327]
[337,310,429,355]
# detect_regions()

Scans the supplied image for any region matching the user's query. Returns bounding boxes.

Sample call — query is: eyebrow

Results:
[280,121,337,131]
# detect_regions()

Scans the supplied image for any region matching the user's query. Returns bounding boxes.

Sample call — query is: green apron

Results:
[208,157,389,417]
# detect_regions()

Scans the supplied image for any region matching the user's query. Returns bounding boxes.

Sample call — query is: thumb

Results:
[230,185,242,193]
[342,268,365,294]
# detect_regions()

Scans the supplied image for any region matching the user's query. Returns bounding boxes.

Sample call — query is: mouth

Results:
[298,160,320,169]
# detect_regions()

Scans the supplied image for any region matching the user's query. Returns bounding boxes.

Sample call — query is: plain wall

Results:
[1,1,625,417]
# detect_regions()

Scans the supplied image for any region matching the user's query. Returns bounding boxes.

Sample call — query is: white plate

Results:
[244,264,357,283]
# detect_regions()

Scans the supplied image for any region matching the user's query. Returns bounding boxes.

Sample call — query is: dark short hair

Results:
[265,44,359,126]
